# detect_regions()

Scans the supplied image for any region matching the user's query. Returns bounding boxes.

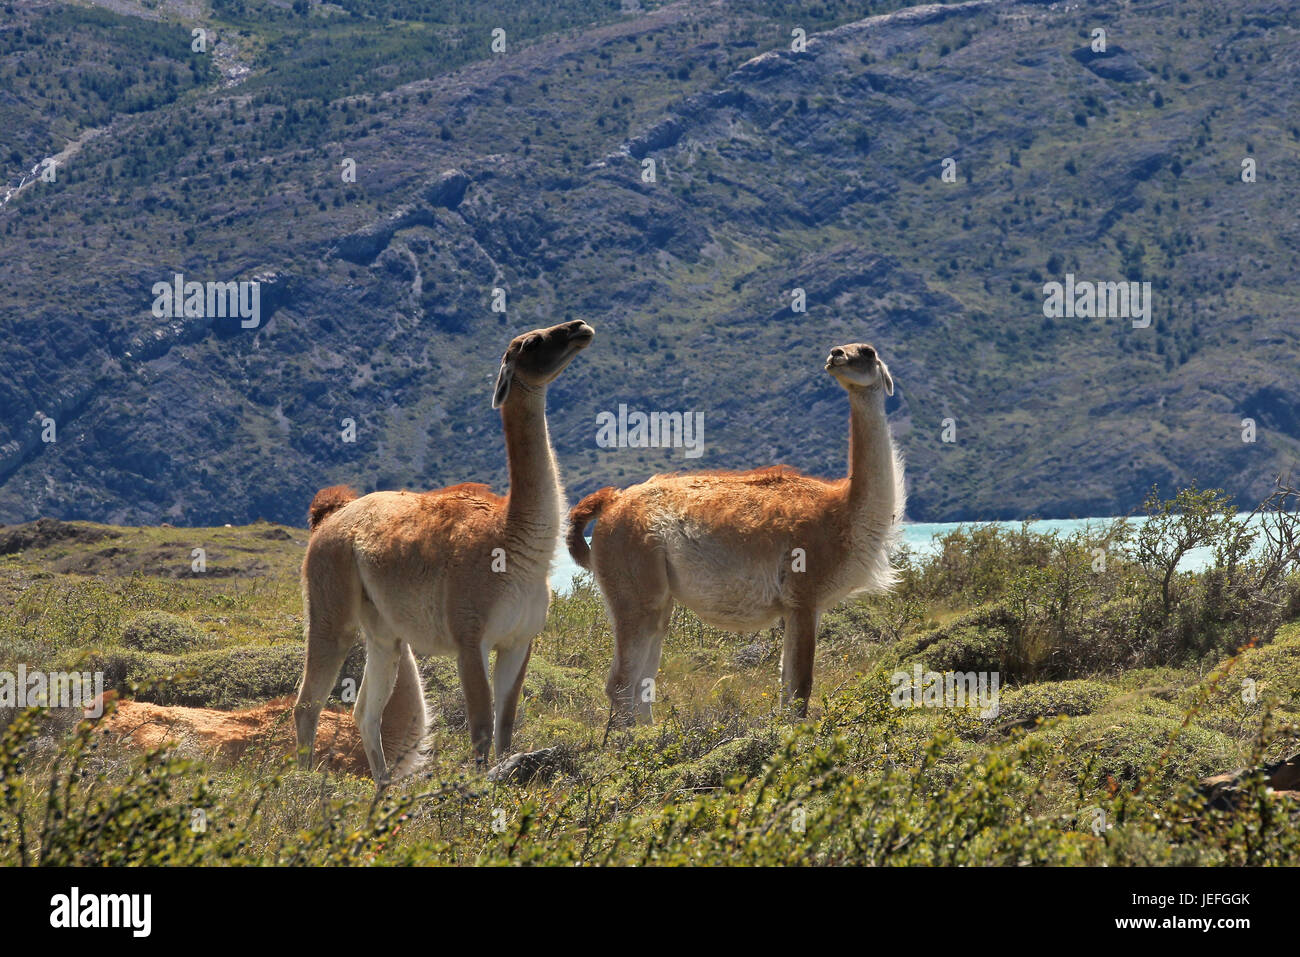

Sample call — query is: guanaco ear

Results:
[877,358,895,396]
[492,350,518,409]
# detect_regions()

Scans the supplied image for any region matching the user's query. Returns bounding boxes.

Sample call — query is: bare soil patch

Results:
[97,695,368,777]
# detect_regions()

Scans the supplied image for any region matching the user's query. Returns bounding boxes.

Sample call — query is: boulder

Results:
[486,746,573,784]
[425,168,470,209]
[1200,752,1300,810]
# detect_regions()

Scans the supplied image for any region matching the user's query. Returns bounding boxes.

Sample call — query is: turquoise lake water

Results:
[548,514,1265,594]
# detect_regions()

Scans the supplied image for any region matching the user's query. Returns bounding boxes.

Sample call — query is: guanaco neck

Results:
[500,383,563,550]
[845,388,898,544]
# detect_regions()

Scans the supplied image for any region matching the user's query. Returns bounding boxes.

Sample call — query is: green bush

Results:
[1182,624,1300,736]
[1,682,1296,866]
[678,734,778,790]
[1029,712,1235,787]
[142,645,305,707]
[120,610,206,653]
[909,624,1015,676]
[890,603,1027,677]
[84,644,305,708]
[996,680,1115,724]
[0,705,422,866]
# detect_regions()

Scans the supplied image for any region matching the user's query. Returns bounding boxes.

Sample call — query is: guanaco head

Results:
[824,342,894,396]
[493,319,596,408]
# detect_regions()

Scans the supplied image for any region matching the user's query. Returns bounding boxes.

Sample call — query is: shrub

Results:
[0,705,430,866]
[908,624,1015,676]
[995,680,1115,725]
[142,645,307,707]
[890,603,1029,678]
[1029,712,1234,787]
[4,484,1299,867]
[820,587,922,647]
[678,734,778,790]
[85,645,305,708]
[120,610,206,653]
[1183,624,1300,735]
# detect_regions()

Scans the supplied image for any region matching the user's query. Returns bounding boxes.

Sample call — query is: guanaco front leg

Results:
[493,640,532,757]
[458,641,495,767]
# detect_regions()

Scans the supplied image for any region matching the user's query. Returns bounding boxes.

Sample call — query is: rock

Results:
[624,118,684,159]
[425,168,470,209]
[334,205,437,264]
[993,715,1041,735]
[1070,45,1149,83]
[486,746,572,784]
[732,641,771,668]
[1128,151,1169,182]
[1267,753,1300,791]
[1199,752,1300,810]
[727,49,792,83]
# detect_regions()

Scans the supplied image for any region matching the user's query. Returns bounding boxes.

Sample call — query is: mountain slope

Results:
[2,0,1298,524]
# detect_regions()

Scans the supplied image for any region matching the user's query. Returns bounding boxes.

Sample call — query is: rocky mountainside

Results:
[2,0,1298,525]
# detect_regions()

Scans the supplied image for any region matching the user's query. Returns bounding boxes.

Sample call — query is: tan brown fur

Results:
[566,485,620,570]
[295,320,594,782]
[569,343,903,724]
[307,485,359,531]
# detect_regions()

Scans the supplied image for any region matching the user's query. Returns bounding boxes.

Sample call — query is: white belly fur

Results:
[359,572,551,658]
[662,540,786,632]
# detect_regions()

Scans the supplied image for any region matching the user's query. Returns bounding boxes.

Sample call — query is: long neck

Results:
[500,384,562,536]
[845,389,898,541]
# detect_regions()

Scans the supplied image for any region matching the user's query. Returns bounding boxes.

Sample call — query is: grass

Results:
[2,486,1299,865]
